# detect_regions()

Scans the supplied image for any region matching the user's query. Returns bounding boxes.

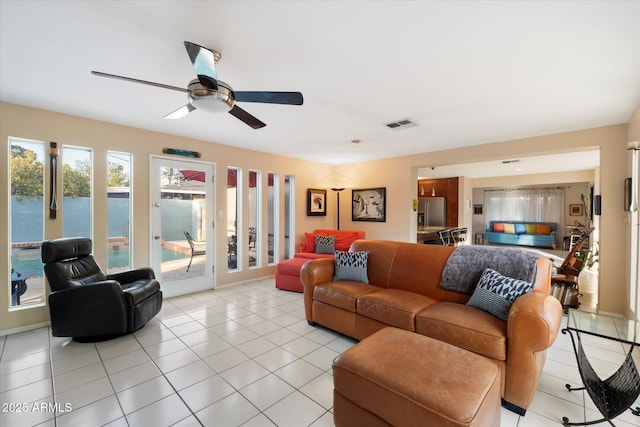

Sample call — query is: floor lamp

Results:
[331,188,345,230]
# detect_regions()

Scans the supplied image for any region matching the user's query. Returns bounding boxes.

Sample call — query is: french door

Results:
[150,156,215,298]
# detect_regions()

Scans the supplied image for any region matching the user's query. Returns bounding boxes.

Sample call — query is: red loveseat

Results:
[275,229,365,292]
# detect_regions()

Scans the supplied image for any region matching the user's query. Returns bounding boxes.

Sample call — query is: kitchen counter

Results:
[417,226,447,233]
[417,227,447,244]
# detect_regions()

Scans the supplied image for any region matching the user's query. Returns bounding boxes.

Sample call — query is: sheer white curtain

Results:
[484,187,565,231]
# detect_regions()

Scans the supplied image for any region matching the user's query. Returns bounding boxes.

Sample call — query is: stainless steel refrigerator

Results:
[417,197,446,228]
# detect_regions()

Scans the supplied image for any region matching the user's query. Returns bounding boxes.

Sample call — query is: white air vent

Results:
[385,118,417,130]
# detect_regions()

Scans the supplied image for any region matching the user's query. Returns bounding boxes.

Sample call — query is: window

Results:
[484,187,565,247]
[62,146,92,238]
[284,174,295,260]
[248,170,260,268]
[107,151,132,273]
[9,138,46,309]
[227,167,240,270]
[267,173,279,264]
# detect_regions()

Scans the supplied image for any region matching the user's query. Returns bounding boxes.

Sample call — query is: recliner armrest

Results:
[108,267,156,284]
[48,280,128,338]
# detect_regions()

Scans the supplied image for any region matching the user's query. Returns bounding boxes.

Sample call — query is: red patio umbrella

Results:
[180,169,269,188]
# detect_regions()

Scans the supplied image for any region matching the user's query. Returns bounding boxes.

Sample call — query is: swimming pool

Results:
[11,247,188,277]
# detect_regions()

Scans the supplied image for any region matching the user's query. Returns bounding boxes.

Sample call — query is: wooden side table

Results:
[551,274,580,310]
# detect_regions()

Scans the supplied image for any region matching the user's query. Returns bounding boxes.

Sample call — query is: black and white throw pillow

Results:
[333,250,369,283]
[466,268,534,321]
[315,235,336,254]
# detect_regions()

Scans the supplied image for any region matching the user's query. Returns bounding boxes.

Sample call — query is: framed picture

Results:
[569,204,583,216]
[352,187,386,222]
[307,188,327,216]
[474,233,484,245]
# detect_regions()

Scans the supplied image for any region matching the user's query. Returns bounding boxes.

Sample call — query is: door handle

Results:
[154,236,161,240]
[154,202,160,207]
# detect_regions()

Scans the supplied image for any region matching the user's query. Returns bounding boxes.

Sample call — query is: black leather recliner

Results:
[41,237,162,341]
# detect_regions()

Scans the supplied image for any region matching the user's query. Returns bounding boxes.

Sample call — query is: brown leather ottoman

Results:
[332,327,501,427]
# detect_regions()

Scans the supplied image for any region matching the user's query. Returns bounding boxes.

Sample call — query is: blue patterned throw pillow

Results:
[315,235,336,254]
[333,250,369,283]
[466,268,534,321]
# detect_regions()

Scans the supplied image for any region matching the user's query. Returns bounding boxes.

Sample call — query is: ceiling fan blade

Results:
[91,71,188,93]
[184,41,218,90]
[164,104,196,120]
[234,91,303,105]
[229,105,266,129]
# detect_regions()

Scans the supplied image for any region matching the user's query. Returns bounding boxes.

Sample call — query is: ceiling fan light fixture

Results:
[188,79,234,113]
[92,41,302,128]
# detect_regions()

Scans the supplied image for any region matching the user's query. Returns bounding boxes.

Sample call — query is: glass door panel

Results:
[150,157,214,298]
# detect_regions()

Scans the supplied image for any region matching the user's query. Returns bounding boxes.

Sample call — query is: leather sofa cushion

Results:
[122,279,161,305]
[416,302,507,360]
[314,282,381,313]
[357,289,437,331]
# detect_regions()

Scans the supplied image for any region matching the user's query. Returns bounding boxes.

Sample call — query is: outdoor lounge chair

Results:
[184,231,206,272]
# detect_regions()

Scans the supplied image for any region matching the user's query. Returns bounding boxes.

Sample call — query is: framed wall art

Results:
[307,188,327,216]
[569,203,583,216]
[352,187,386,222]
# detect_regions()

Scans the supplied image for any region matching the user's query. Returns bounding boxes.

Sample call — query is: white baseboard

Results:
[0,321,50,337]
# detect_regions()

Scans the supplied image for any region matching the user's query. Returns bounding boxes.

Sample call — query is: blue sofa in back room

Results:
[485,221,557,249]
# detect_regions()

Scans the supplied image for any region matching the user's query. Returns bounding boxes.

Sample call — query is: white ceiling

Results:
[1,1,638,176]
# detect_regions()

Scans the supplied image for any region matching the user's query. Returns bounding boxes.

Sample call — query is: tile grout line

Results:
[129,327,204,427]
[48,328,58,427]
[161,297,295,426]
[160,294,334,426]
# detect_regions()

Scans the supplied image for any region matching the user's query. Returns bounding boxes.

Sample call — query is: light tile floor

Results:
[1,278,639,427]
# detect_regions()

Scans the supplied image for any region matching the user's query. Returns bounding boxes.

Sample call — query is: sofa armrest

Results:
[108,267,156,283]
[504,292,563,409]
[508,292,562,352]
[300,258,335,321]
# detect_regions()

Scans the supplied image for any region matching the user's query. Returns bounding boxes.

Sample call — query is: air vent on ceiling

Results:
[385,118,417,130]
[501,159,520,164]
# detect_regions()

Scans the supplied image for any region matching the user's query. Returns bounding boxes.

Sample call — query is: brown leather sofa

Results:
[301,239,563,415]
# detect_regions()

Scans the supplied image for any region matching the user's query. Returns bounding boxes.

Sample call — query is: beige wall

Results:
[1,101,637,332]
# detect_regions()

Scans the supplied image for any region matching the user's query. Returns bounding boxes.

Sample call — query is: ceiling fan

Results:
[91,41,303,129]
